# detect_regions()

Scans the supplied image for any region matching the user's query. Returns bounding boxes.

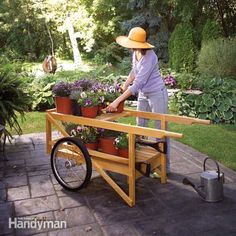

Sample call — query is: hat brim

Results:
[116,36,154,49]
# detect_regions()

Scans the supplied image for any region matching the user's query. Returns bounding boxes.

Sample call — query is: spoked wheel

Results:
[51,137,92,191]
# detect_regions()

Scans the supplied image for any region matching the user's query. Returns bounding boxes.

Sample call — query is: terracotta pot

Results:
[54,96,73,115]
[118,148,129,158]
[85,142,98,150]
[116,101,124,113]
[98,104,106,115]
[99,137,118,155]
[81,106,98,118]
[72,100,81,116]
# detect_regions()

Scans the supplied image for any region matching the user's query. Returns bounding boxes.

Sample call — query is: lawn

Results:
[13,111,236,171]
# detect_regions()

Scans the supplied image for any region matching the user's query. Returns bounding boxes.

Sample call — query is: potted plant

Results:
[98,128,120,155]
[104,84,124,113]
[78,91,99,118]
[114,133,129,158]
[70,125,99,150]
[52,81,73,114]
[70,90,82,116]
[0,65,30,136]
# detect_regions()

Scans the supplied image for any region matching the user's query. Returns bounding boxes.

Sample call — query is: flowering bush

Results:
[52,81,72,97]
[72,79,95,92]
[114,133,128,149]
[70,125,98,143]
[164,75,177,88]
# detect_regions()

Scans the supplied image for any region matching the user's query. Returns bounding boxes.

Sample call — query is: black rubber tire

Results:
[51,137,92,191]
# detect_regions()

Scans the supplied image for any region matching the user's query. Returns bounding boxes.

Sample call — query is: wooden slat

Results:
[89,150,129,165]
[97,111,131,121]
[91,156,129,176]
[124,108,211,125]
[48,111,183,139]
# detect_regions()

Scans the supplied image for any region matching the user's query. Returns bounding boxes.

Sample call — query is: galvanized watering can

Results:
[183,158,224,202]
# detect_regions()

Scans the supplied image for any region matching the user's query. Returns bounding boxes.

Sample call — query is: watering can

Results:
[183,158,224,202]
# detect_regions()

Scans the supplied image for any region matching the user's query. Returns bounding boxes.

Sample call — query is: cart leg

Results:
[160,153,167,183]
[128,134,136,207]
[46,114,52,154]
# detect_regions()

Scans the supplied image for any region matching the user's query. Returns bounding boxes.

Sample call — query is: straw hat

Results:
[116,27,154,49]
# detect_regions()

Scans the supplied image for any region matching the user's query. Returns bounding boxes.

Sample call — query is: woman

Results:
[106,27,170,173]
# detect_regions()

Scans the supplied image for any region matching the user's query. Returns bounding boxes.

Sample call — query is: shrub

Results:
[173,78,236,123]
[197,38,236,78]
[201,19,222,43]
[168,23,197,72]
[0,64,30,134]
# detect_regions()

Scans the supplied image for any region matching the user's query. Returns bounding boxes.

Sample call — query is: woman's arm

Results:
[105,89,132,112]
[123,70,135,91]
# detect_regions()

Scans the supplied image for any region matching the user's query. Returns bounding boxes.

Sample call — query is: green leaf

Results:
[204,97,215,107]
[223,111,234,120]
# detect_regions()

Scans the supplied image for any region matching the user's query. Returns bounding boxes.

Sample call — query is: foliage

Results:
[52,81,72,97]
[98,128,120,138]
[0,63,30,135]
[201,19,222,43]
[168,22,197,72]
[173,78,236,123]
[94,42,124,64]
[77,91,100,107]
[114,133,128,149]
[197,38,236,78]
[175,70,197,90]
[28,78,55,111]
[70,125,98,143]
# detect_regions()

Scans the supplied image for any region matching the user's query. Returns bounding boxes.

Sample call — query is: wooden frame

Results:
[46,108,210,207]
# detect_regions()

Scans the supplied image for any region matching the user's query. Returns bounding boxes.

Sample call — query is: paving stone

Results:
[0,219,14,235]
[0,181,6,190]
[4,175,27,188]
[15,195,60,216]
[8,186,30,201]
[28,169,52,177]
[171,160,202,175]
[54,206,96,228]
[15,211,55,236]
[59,196,86,209]
[49,223,103,236]
[0,202,13,221]
[26,164,51,173]
[102,223,139,236]
[29,175,55,198]
[25,158,50,167]
[93,206,144,226]
[0,188,7,202]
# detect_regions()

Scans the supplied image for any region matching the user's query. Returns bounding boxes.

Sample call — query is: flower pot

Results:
[98,104,106,115]
[72,100,81,116]
[116,101,124,113]
[54,96,73,115]
[85,142,98,150]
[118,148,129,158]
[99,137,118,155]
[81,106,98,118]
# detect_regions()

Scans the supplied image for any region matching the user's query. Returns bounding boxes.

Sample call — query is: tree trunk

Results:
[66,14,82,66]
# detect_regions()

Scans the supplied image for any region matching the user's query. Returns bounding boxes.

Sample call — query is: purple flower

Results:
[85,99,92,106]
[164,75,177,88]
[52,81,72,97]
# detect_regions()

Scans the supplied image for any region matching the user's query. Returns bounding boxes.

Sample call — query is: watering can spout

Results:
[182,178,206,200]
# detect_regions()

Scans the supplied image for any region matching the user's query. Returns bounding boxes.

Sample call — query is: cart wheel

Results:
[51,137,92,191]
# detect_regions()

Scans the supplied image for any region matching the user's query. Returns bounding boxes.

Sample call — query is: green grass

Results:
[10,112,236,171]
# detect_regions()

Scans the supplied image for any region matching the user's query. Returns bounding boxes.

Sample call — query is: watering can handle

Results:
[203,157,221,180]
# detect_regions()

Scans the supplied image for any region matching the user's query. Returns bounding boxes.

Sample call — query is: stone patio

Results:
[0,133,236,236]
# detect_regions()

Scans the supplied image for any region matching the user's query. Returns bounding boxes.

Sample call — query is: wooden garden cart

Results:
[46,108,210,207]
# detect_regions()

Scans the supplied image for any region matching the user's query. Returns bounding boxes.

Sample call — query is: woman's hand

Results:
[105,100,120,113]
